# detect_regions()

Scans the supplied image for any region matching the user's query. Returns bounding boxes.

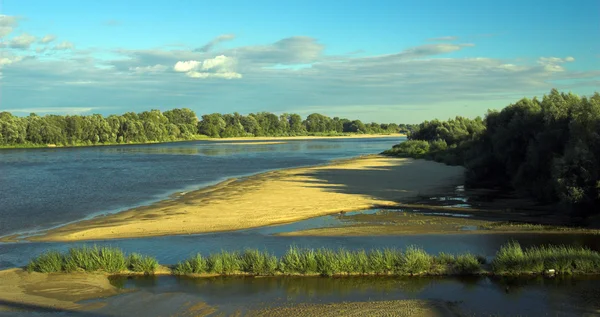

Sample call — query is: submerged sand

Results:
[29,156,464,242]
[0,268,119,313]
[247,299,456,317]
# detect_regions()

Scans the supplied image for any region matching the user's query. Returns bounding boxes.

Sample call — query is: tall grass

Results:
[27,246,157,274]
[27,243,600,277]
[491,241,600,274]
[127,253,159,274]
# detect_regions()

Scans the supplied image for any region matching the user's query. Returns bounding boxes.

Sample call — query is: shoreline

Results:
[18,155,464,242]
[0,133,405,150]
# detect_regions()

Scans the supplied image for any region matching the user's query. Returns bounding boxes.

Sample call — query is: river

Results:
[1,137,600,316]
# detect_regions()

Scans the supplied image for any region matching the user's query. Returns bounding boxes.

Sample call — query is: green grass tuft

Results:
[127,253,158,274]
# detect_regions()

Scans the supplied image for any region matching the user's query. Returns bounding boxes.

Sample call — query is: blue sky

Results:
[1,0,598,123]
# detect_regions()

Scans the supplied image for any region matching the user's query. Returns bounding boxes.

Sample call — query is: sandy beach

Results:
[29,156,464,242]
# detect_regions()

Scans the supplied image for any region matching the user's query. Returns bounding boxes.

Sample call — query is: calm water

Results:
[0,137,404,237]
[2,137,600,316]
[94,275,598,316]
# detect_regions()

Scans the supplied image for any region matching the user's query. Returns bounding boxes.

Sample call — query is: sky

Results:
[1,0,598,123]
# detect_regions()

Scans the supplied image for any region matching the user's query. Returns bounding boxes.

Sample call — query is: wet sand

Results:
[0,268,119,313]
[27,156,464,242]
[277,209,600,237]
[247,299,456,317]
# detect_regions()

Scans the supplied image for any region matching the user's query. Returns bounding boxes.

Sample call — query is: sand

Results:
[206,134,405,142]
[0,268,119,313]
[29,156,464,242]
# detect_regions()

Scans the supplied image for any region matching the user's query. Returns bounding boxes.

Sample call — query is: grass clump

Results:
[280,246,317,274]
[492,241,600,275]
[26,251,63,273]
[398,245,433,275]
[207,250,241,275]
[27,246,144,274]
[127,253,159,274]
[173,254,208,275]
[454,254,482,274]
[240,249,278,275]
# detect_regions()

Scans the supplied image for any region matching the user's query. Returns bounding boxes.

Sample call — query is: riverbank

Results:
[0,133,405,150]
[21,156,463,242]
[206,133,405,142]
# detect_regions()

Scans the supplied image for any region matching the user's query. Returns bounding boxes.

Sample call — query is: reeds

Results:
[26,242,600,277]
[491,241,600,274]
[26,246,157,274]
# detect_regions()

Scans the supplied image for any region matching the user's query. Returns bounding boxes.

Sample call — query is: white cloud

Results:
[174,55,242,79]
[40,34,56,44]
[0,55,24,66]
[0,15,18,38]
[54,41,74,50]
[9,33,37,49]
[174,60,200,72]
[130,64,168,73]
[537,56,576,72]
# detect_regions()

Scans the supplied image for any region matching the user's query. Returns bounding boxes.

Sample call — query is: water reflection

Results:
[102,275,600,316]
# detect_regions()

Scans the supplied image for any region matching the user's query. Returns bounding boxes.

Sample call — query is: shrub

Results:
[454,254,482,274]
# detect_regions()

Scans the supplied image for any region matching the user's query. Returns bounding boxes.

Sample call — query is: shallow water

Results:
[84,275,600,316]
[0,137,404,237]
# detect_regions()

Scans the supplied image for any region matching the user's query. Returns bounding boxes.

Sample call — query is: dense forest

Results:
[384,89,600,219]
[0,110,413,147]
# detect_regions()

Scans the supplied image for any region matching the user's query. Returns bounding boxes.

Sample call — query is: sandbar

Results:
[28,156,464,242]
[0,268,120,313]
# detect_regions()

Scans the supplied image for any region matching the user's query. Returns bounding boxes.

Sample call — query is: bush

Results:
[454,254,482,274]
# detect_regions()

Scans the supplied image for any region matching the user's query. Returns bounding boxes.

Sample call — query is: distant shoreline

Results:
[0,133,406,150]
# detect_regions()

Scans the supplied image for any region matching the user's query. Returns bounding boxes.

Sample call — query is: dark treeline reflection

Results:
[0,108,415,147]
[385,89,600,219]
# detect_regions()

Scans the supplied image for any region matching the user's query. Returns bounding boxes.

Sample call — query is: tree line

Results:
[0,109,413,147]
[385,89,600,219]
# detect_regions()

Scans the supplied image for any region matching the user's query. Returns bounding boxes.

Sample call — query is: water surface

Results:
[0,137,404,237]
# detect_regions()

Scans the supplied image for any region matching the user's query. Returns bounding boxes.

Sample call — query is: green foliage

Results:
[207,251,241,275]
[398,245,433,275]
[453,254,482,274]
[27,246,141,274]
[240,249,278,275]
[0,110,408,148]
[385,90,600,217]
[173,254,209,275]
[26,251,63,273]
[127,253,158,274]
[491,241,600,275]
